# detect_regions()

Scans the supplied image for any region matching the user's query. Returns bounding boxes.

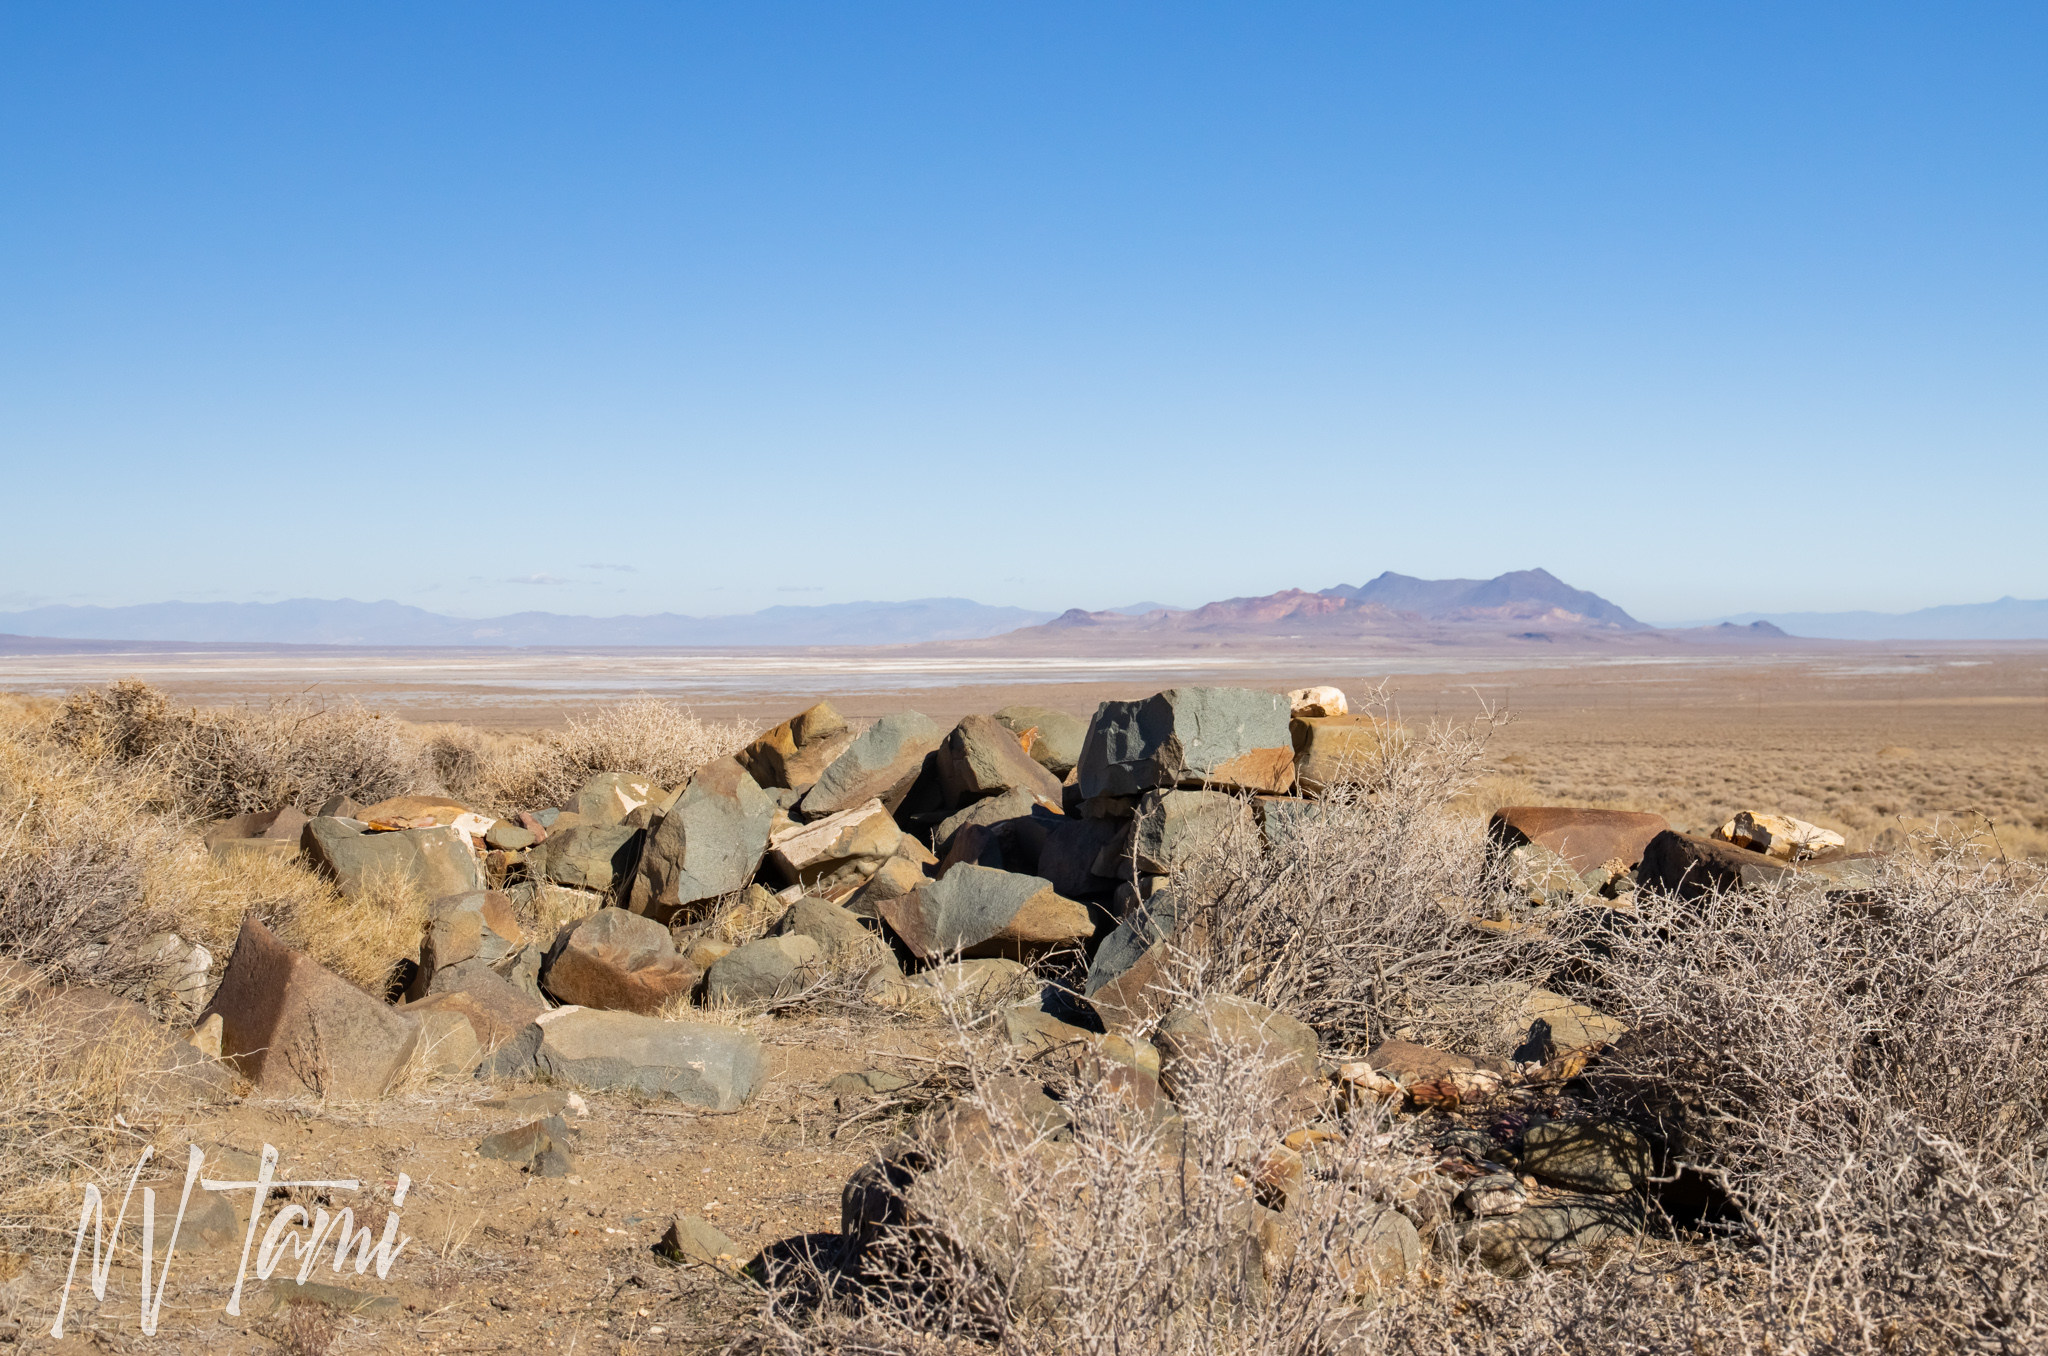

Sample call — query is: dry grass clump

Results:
[0,699,183,996]
[426,697,759,814]
[52,678,437,819]
[145,841,428,994]
[0,969,171,1234]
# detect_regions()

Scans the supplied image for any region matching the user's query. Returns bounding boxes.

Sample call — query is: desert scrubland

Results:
[0,649,2043,1354]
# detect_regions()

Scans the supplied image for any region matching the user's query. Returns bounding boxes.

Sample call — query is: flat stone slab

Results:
[201,916,421,1101]
[1490,807,1672,874]
[878,865,1091,960]
[799,711,944,817]
[533,1007,766,1109]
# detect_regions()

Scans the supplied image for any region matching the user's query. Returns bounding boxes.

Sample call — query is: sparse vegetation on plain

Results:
[0,679,2040,1352]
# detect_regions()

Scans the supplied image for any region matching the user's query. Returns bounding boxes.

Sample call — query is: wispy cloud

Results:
[776,585,825,593]
[581,562,638,573]
[510,573,567,586]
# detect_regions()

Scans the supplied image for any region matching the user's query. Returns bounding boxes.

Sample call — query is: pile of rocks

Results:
[178,682,1875,1277]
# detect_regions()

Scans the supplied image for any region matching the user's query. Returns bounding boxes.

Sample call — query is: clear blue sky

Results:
[2,3,2042,623]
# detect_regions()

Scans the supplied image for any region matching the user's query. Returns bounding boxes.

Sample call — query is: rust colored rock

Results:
[199,916,421,1100]
[737,701,858,794]
[542,908,700,1015]
[356,795,474,829]
[877,865,1092,961]
[1290,715,1402,797]
[1489,807,1671,875]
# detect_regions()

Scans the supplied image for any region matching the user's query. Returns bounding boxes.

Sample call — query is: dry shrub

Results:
[0,970,176,1233]
[753,1014,1435,1356]
[53,679,437,819]
[0,708,182,996]
[1169,700,1544,1054]
[427,697,759,813]
[1561,842,2048,1348]
[142,838,425,995]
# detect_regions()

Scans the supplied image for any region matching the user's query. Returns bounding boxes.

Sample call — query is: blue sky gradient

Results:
[2,4,2042,622]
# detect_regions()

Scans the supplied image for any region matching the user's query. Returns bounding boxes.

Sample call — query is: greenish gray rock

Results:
[702,934,822,1004]
[878,865,1092,960]
[629,757,774,924]
[1077,688,1296,799]
[1458,1194,1644,1276]
[775,896,884,959]
[533,1008,766,1108]
[659,1214,744,1269]
[477,1114,577,1177]
[567,772,663,826]
[1130,789,1251,876]
[937,714,1064,811]
[994,706,1088,778]
[800,711,944,818]
[1520,1118,1650,1194]
[413,889,525,996]
[528,824,643,894]
[300,817,483,903]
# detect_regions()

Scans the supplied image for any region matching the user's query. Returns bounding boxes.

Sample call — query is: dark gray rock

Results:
[702,935,822,1004]
[628,757,774,924]
[1076,688,1295,799]
[1035,817,1123,898]
[1457,1194,1644,1276]
[1154,995,1323,1132]
[477,1114,577,1177]
[567,773,663,826]
[877,865,1092,960]
[528,824,643,894]
[799,712,944,818]
[1519,1118,1650,1194]
[414,890,525,996]
[1130,789,1252,875]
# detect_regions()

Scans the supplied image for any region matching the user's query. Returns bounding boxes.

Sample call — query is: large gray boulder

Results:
[301,818,483,902]
[528,823,643,894]
[702,935,822,1004]
[628,757,774,924]
[201,916,421,1101]
[936,715,1064,811]
[799,712,944,818]
[533,1007,766,1109]
[736,702,858,795]
[993,706,1088,778]
[1076,688,1295,799]
[877,865,1092,960]
[1130,789,1252,875]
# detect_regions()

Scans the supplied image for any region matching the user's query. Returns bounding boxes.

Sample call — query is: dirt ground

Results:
[10,1009,964,1353]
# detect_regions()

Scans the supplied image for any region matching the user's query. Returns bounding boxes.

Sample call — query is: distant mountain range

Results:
[0,597,1058,647]
[1688,596,2048,641]
[1034,569,1648,637]
[3,574,2039,647]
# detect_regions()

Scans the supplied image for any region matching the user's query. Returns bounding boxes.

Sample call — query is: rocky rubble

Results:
[101,681,1888,1308]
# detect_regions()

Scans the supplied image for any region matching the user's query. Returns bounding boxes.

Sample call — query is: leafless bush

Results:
[427,697,759,813]
[0,733,182,995]
[1563,847,2048,1347]
[1168,693,1546,1054]
[53,680,437,818]
[748,1006,1436,1356]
